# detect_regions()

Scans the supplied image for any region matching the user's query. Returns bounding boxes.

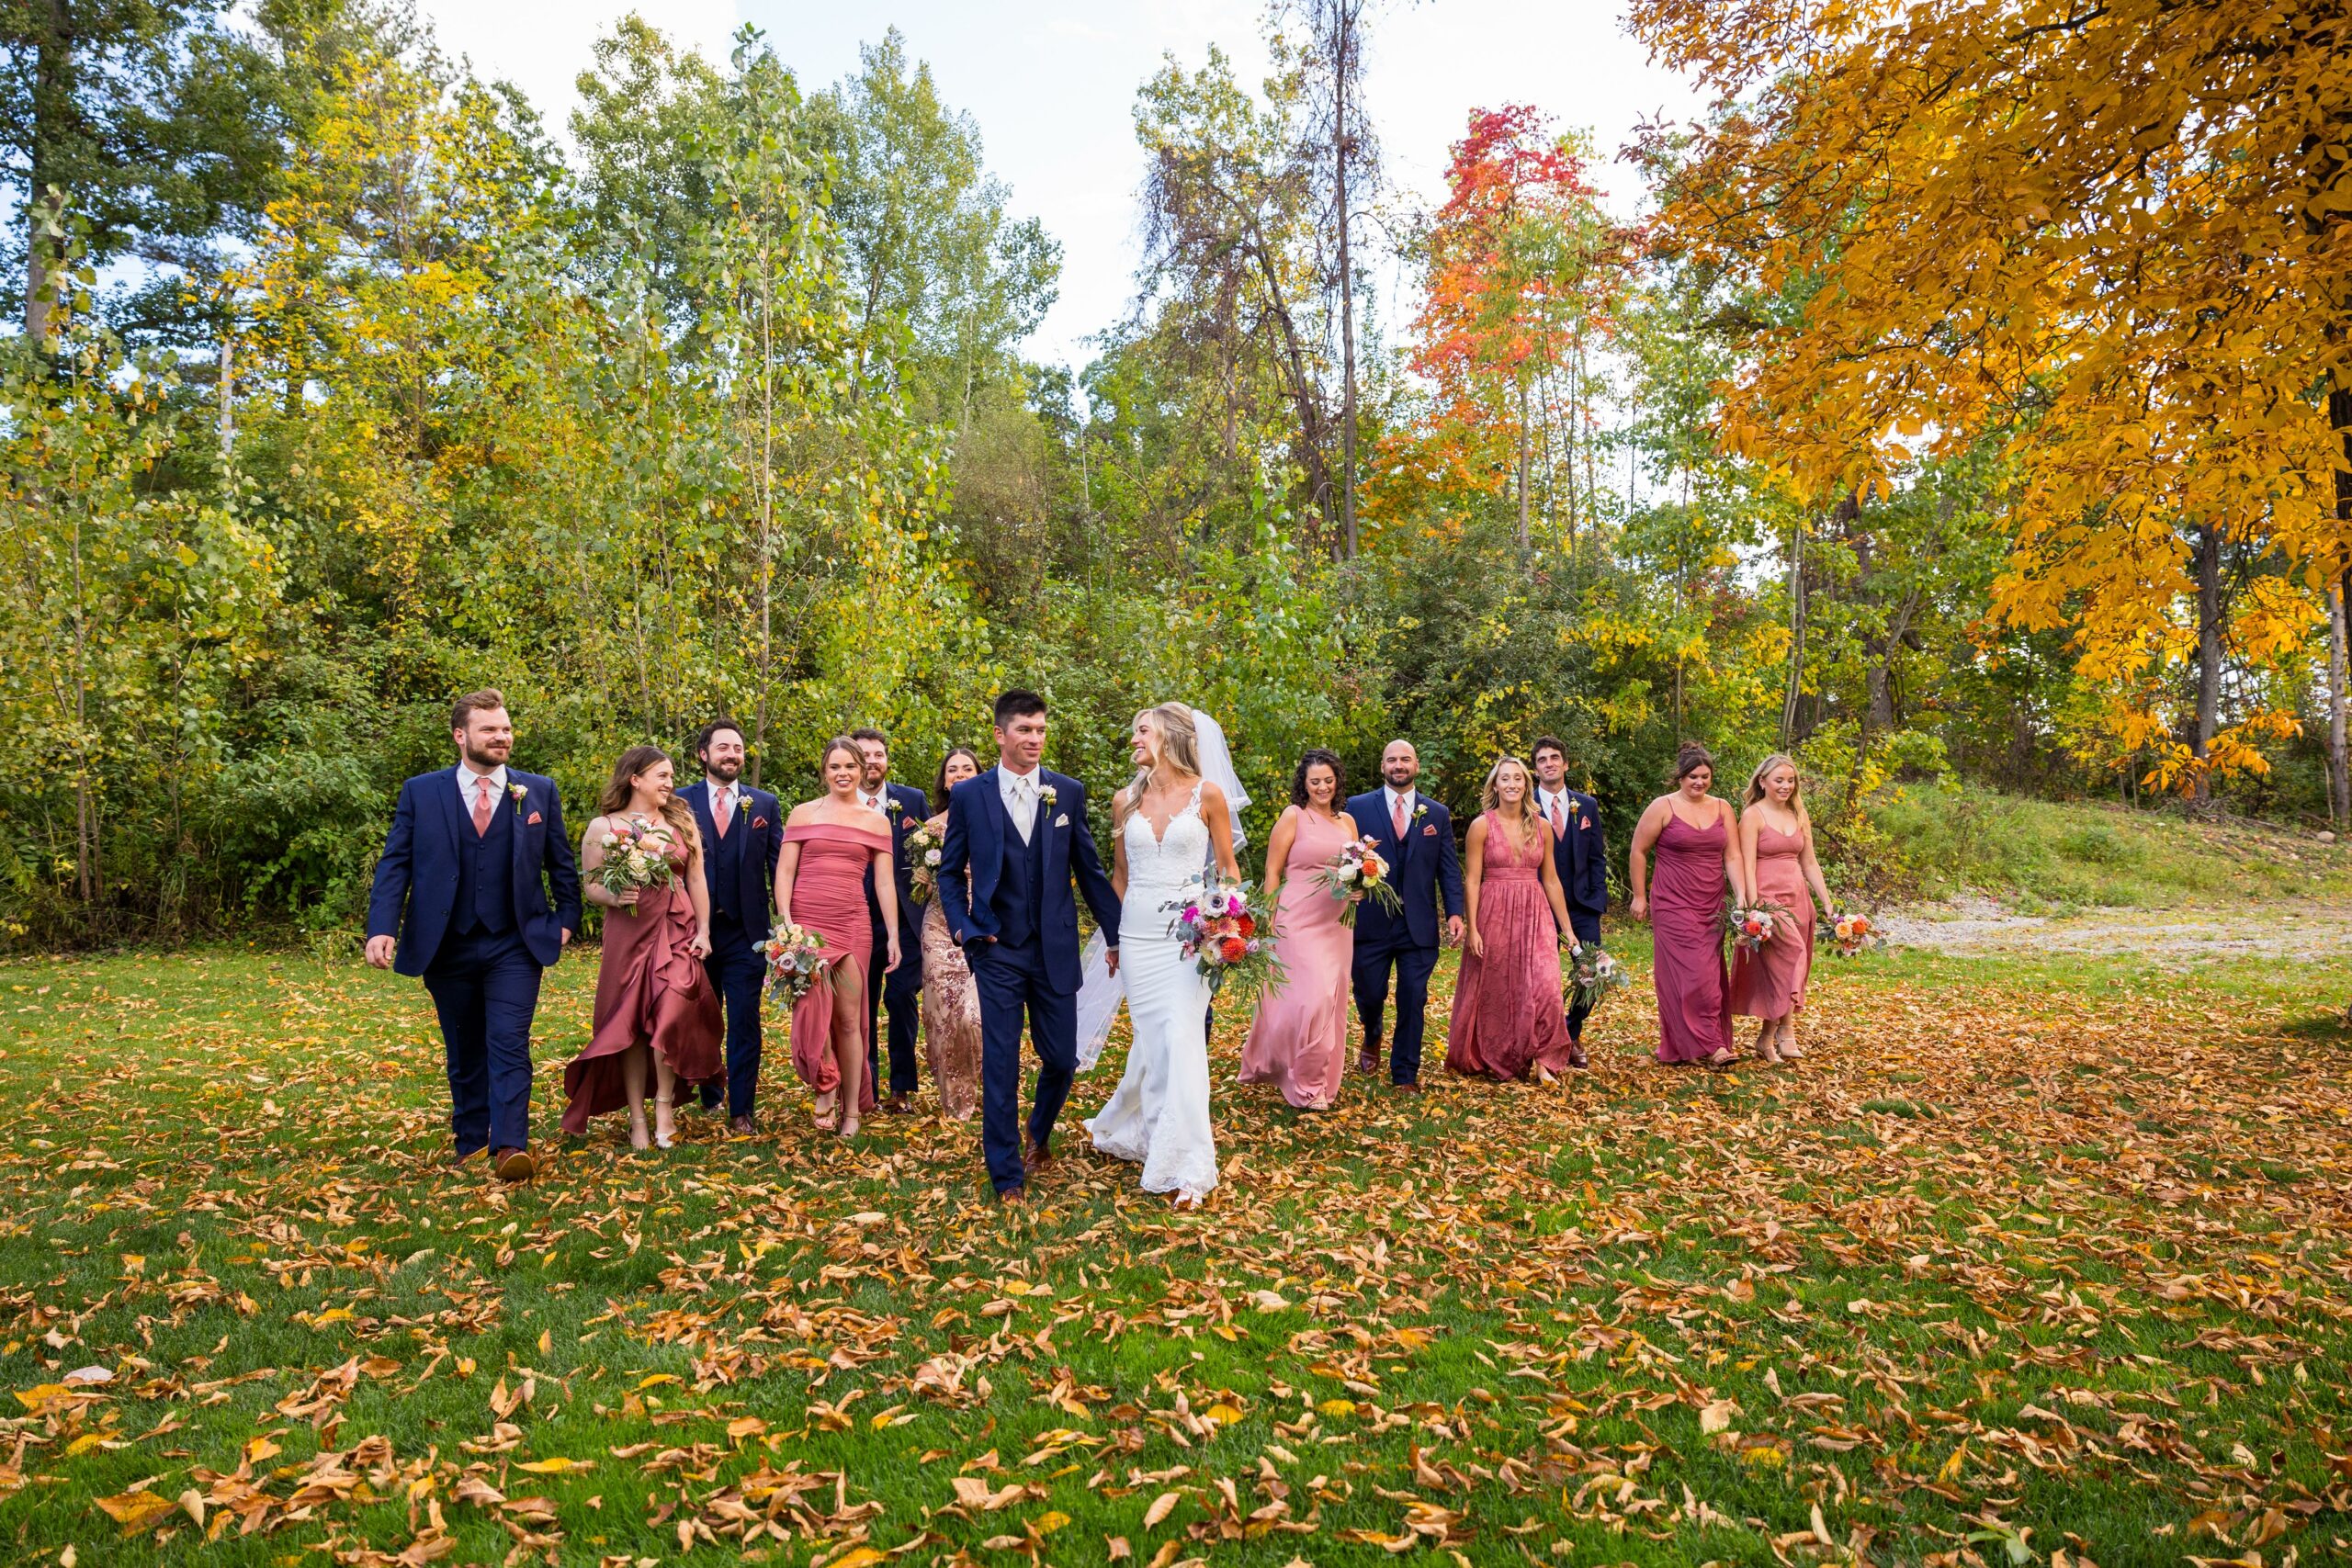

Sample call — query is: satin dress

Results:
[561,829,722,1133]
[783,819,891,1115]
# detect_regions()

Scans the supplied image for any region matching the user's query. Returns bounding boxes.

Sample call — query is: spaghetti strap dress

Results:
[1649,811,1736,1063]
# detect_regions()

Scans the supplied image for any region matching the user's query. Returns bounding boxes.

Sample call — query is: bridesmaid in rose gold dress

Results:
[1444,758,1581,1084]
[1626,743,1747,1067]
[1239,750,1357,1111]
[918,747,985,1120]
[562,746,721,1150]
[1730,753,1838,1065]
[776,737,899,1138]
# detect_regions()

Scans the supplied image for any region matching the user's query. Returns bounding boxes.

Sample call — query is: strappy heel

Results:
[653,1094,676,1150]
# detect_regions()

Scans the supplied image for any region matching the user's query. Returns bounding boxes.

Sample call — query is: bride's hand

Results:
[1105,947,1121,978]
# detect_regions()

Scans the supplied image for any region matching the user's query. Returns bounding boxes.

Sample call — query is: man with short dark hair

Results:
[1345,739,1464,1092]
[367,690,581,1181]
[850,727,929,1113]
[1532,736,1606,1067]
[681,719,782,1134]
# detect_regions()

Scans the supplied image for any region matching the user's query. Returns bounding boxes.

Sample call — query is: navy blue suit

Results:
[1344,788,1465,1084]
[680,779,782,1119]
[865,781,931,1100]
[938,768,1122,1193]
[368,767,582,1154]
[1540,787,1609,1040]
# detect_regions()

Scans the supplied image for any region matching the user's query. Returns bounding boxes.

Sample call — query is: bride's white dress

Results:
[1083,785,1219,1201]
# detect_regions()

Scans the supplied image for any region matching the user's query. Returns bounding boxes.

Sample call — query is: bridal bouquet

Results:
[592,817,676,914]
[904,823,943,906]
[1566,942,1633,1012]
[758,922,829,1003]
[1166,875,1284,1009]
[1825,911,1884,957]
[1313,835,1402,928]
[1727,898,1792,954]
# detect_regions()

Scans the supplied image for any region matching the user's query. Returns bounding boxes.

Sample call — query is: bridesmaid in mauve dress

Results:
[563,746,722,1150]
[1239,750,1357,1111]
[776,737,900,1138]
[1627,743,1747,1067]
[918,747,984,1121]
[1730,753,1838,1065]
[1444,758,1582,1083]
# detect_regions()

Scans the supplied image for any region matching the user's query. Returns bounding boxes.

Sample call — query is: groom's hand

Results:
[1105,947,1120,978]
[365,935,396,969]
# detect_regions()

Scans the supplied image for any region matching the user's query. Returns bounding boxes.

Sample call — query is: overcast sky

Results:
[415,1,1703,371]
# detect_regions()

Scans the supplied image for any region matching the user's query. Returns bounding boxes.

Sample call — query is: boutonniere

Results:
[1038,784,1058,809]
[508,783,528,808]
[886,796,903,815]
[1413,802,1430,820]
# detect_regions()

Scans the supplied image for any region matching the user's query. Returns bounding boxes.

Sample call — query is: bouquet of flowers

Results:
[758,922,829,1003]
[1312,835,1403,928]
[1727,898,1792,954]
[1824,911,1883,957]
[1165,874,1285,1009]
[1565,942,1633,1013]
[904,822,943,906]
[592,817,676,914]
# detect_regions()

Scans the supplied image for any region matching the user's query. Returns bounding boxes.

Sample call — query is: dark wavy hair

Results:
[1290,747,1346,807]
[1670,741,1716,784]
[933,746,982,812]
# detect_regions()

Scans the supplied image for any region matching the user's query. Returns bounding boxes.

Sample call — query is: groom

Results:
[938,689,1122,1202]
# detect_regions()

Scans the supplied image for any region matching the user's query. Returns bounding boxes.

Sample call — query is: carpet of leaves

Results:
[0,943,2347,1568]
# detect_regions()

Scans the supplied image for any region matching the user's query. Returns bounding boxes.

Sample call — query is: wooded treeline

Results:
[2,0,2346,946]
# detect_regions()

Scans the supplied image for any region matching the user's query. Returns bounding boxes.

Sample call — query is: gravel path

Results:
[1879,895,2352,962]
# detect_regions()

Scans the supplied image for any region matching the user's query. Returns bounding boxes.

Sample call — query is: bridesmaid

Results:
[776,737,899,1138]
[1238,749,1357,1111]
[1626,743,1747,1068]
[1444,756,1581,1084]
[918,746,984,1121]
[562,746,722,1150]
[1731,754,1838,1065]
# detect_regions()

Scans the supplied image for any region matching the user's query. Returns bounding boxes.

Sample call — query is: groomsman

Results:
[681,719,782,1134]
[1532,736,1605,1068]
[367,690,581,1180]
[852,728,929,1114]
[1346,739,1464,1092]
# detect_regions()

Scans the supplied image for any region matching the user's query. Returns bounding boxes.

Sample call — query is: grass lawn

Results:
[1,931,2347,1567]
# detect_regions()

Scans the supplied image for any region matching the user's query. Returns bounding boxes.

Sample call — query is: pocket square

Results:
[752,816,768,829]
[1421,823,1437,836]
[1055,813,1069,827]
[526,811,543,825]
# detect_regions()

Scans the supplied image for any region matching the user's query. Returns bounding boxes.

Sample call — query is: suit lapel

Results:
[437,767,467,862]
[508,771,535,884]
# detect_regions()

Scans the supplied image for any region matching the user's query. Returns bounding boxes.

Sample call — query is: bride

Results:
[1083,704,1242,1208]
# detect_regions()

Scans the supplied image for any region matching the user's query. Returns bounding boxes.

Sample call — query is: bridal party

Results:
[366,687,1852,1200]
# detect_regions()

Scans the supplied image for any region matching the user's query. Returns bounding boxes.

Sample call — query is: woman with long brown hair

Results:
[561,745,722,1149]
[1627,742,1747,1067]
[1444,756,1582,1083]
[775,737,899,1139]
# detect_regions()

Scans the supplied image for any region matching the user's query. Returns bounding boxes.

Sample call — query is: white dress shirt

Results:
[999,763,1042,843]
[458,761,509,811]
[1537,785,1576,832]
[707,778,741,831]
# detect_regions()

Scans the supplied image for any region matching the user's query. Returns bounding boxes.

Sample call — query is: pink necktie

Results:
[472,777,496,837]
[1549,797,1566,833]
[1391,795,1407,838]
[714,788,732,839]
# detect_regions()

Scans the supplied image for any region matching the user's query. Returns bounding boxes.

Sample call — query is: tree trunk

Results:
[750,236,775,795]
[25,0,74,345]
[1780,516,1805,749]
[2326,574,2350,829]
[1515,378,1532,547]
[1333,0,1357,560]
[2191,521,2222,803]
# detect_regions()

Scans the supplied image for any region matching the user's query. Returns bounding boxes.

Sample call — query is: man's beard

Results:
[707,760,743,783]
[463,741,509,770]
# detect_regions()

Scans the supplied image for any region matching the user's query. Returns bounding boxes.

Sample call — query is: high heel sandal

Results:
[812,1090,839,1133]
[653,1094,676,1150]
[1776,1021,1804,1060]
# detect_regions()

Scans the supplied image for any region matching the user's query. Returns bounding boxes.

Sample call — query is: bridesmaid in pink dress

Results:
[1239,750,1357,1111]
[1730,753,1838,1065]
[775,737,900,1138]
[1444,758,1582,1083]
[1627,743,1747,1067]
[562,746,722,1150]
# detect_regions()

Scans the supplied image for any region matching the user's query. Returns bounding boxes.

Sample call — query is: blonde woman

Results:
[775,738,899,1139]
[1084,703,1241,1208]
[1444,756,1583,1083]
[1730,754,1838,1064]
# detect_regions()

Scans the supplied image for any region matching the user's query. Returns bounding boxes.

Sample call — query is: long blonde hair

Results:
[1479,755,1542,852]
[1743,752,1809,824]
[1126,703,1203,804]
[600,744,701,853]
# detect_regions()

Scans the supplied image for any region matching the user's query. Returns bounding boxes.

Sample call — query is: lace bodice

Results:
[1123,783,1212,903]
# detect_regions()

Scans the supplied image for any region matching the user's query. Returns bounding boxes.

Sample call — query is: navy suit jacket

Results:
[1542,788,1609,914]
[937,767,1121,994]
[862,781,932,982]
[1345,788,1465,952]
[367,766,582,976]
[678,779,782,935]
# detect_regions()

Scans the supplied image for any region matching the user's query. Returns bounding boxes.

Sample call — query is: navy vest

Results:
[706,807,749,928]
[994,799,1047,948]
[454,783,517,936]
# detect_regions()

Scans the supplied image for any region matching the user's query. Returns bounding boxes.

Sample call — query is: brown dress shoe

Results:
[1356,1049,1380,1076]
[1023,1136,1056,1169]
[492,1146,537,1182]
[729,1115,756,1136]
[993,1186,1027,1205]
[1387,1080,1422,1096]
[885,1094,913,1116]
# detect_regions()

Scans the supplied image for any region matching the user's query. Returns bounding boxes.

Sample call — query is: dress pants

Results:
[867,919,922,1098]
[970,936,1078,1193]
[1566,908,1603,1041]
[697,918,765,1117]
[423,926,542,1154]
[1351,937,1440,1085]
